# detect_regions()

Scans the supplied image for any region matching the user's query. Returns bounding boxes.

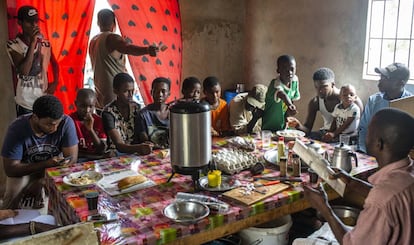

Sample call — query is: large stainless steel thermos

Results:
[170,100,211,168]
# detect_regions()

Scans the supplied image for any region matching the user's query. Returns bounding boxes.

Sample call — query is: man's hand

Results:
[148,45,158,57]
[0,209,18,221]
[50,156,71,167]
[329,167,371,199]
[136,143,153,155]
[30,27,43,45]
[303,184,329,210]
[45,82,57,94]
[329,167,352,183]
[83,113,94,132]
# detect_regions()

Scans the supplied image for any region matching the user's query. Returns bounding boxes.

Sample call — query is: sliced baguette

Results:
[117,175,147,190]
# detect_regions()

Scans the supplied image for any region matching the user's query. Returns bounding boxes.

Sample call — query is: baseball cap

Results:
[375,62,410,82]
[247,84,267,109]
[16,6,42,22]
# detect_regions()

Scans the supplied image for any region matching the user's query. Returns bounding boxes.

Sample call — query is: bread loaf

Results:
[117,175,147,190]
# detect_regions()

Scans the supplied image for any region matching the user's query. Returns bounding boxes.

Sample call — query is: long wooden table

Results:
[45,137,377,244]
[168,187,340,245]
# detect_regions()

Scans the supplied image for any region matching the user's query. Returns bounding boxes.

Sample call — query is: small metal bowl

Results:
[332,205,360,226]
[163,201,210,223]
[317,205,360,226]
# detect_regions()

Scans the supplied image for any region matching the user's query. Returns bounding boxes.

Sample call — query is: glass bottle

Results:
[292,154,301,177]
[277,136,286,162]
[279,156,287,177]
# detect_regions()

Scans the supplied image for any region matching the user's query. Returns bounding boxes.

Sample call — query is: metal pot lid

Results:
[170,100,210,114]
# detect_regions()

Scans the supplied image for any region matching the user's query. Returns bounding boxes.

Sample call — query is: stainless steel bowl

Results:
[318,205,360,226]
[332,205,360,226]
[163,201,210,223]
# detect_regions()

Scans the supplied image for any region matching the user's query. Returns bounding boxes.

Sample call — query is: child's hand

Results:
[287,104,297,116]
[322,132,335,142]
[84,113,94,132]
[251,107,264,118]
[286,117,299,128]
[211,127,220,137]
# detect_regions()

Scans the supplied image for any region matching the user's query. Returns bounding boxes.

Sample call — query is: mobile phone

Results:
[87,214,107,222]
[58,156,72,164]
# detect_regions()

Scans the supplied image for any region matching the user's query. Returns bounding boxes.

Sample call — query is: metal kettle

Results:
[330,143,358,173]
[169,100,211,168]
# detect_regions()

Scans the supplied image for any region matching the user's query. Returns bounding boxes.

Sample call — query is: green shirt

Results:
[262,76,300,131]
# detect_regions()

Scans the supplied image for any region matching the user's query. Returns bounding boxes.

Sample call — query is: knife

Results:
[257,176,303,182]
[254,180,280,187]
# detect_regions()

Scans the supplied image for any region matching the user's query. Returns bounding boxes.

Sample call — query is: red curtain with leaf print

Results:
[7,0,95,113]
[107,0,182,104]
[7,0,182,111]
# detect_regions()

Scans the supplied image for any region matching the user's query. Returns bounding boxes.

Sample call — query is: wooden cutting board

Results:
[223,183,290,206]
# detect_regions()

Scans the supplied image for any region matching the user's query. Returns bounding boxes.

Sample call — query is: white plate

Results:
[97,170,155,196]
[63,170,103,187]
[198,176,240,192]
[276,129,305,141]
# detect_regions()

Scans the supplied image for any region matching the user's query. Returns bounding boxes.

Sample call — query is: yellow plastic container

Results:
[207,170,222,188]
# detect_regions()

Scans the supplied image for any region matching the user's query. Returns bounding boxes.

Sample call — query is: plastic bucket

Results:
[238,215,292,245]
[224,90,238,104]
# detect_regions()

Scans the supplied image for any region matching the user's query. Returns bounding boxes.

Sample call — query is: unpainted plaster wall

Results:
[180,0,379,125]
[180,0,247,89]
[0,0,17,195]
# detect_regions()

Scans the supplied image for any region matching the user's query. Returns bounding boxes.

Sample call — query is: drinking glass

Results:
[339,134,350,145]
[261,130,272,149]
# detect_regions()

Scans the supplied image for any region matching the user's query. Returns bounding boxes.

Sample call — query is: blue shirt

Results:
[1,114,78,163]
[358,89,412,153]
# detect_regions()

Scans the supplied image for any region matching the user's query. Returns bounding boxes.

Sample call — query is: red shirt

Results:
[69,112,107,153]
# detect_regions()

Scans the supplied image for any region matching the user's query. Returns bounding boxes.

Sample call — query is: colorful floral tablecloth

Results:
[45,137,377,245]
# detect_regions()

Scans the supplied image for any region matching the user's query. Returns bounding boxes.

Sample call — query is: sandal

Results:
[33,197,45,209]
[19,196,45,209]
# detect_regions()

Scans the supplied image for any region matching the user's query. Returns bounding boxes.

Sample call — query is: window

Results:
[363,0,414,82]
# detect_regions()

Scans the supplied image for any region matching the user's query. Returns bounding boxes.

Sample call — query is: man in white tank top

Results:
[287,68,363,140]
[7,6,59,117]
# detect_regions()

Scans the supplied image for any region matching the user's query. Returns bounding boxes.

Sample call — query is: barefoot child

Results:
[262,55,300,131]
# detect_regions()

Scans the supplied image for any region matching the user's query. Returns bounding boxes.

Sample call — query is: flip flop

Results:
[33,197,45,209]
[19,196,44,209]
